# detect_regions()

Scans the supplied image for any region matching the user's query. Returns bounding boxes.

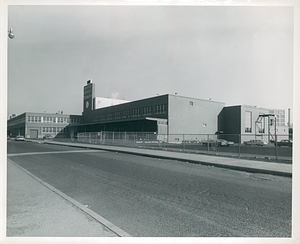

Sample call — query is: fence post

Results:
[207,134,210,153]
[147,133,149,148]
[238,134,241,158]
[275,134,278,160]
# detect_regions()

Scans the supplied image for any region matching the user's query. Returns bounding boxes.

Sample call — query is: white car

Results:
[15,135,25,141]
[217,139,234,146]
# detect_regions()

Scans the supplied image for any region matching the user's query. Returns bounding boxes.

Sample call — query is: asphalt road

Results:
[7,140,292,237]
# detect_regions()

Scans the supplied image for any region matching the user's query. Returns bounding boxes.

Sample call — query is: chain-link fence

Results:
[73,131,292,161]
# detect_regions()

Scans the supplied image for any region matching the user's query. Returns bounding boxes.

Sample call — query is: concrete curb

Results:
[41,140,292,178]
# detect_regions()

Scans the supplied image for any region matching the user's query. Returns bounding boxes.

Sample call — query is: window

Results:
[114,111,121,119]
[143,106,153,115]
[132,108,141,117]
[106,113,112,120]
[99,114,105,121]
[258,114,265,133]
[122,110,130,118]
[245,111,252,133]
[190,101,193,106]
[154,104,167,114]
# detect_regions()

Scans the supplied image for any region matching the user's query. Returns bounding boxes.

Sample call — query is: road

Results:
[7,140,292,237]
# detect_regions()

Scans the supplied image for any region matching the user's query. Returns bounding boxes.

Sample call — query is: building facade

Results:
[68,81,225,142]
[7,112,82,139]
[218,105,289,143]
[7,80,289,143]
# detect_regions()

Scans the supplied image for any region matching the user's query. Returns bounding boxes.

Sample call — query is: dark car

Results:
[243,139,267,146]
[276,139,292,147]
[202,139,217,146]
[43,134,54,140]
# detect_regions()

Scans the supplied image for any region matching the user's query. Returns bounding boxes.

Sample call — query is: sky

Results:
[7,4,294,121]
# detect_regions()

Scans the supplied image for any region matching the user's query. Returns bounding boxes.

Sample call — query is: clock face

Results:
[86,101,89,108]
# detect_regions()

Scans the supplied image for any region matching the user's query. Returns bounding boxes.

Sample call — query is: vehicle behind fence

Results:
[73,132,292,161]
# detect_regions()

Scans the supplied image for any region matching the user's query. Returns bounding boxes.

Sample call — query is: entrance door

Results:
[30,129,38,138]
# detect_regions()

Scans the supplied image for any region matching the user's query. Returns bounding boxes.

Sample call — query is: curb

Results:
[42,141,292,178]
[8,158,132,237]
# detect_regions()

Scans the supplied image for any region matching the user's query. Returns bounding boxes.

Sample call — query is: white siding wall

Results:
[168,95,225,136]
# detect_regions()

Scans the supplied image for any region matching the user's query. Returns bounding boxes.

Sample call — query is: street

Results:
[7,140,292,237]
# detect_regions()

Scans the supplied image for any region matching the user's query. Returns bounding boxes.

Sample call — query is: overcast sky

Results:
[7,4,294,120]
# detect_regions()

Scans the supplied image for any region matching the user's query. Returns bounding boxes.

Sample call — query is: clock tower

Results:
[83,80,95,114]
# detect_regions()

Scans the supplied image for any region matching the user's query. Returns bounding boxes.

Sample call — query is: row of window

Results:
[93,104,167,122]
[27,116,69,123]
[42,127,66,133]
[27,116,82,124]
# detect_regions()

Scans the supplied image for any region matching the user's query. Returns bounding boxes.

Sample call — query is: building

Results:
[7,112,82,139]
[218,105,289,143]
[67,80,225,142]
[7,80,290,143]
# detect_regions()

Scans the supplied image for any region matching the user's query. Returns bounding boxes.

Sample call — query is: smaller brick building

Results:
[7,112,82,139]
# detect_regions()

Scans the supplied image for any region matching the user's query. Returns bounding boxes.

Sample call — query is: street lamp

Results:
[8,28,14,39]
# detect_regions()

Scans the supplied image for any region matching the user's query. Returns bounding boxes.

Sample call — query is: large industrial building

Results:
[7,80,290,143]
[69,80,225,142]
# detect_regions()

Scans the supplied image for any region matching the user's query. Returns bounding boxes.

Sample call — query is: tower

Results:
[83,80,95,114]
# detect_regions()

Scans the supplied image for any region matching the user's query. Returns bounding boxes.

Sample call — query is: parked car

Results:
[202,139,218,146]
[202,139,234,147]
[43,134,53,140]
[15,135,25,141]
[182,140,201,144]
[216,139,234,146]
[276,139,292,147]
[243,139,266,146]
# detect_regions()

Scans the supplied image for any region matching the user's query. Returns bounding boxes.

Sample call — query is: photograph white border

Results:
[1,0,299,243]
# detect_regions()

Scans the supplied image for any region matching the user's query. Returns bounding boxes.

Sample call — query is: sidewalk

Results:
[6,159,130,237]
[43,140,292,178]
